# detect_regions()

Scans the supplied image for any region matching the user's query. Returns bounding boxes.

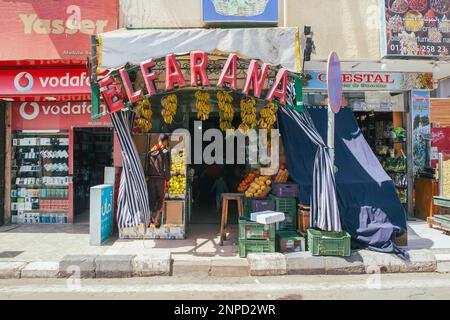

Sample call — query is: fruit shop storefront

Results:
[90,27,407,257]
[90,27,327,250]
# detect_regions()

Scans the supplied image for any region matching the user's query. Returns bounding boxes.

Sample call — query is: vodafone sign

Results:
[12,101,111,130]
[0,68,90,99]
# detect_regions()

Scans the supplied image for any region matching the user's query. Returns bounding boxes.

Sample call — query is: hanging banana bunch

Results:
[258,102,277,130]
[217,91,235,131]
[161,94,177,124]
[195,91,211,121]
[135,98,153,133]
[239,97,257,132]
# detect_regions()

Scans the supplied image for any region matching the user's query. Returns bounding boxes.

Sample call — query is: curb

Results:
[0,249,444,279]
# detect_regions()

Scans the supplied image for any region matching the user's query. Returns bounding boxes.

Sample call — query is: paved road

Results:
[0,273,450,300]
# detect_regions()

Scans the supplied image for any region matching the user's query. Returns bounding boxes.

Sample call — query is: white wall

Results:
[119,0,382,61]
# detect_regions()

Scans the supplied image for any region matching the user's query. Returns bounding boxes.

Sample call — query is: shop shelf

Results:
[307,229,351,257]
[239,216,275,241]
[276,230,305,253]
[269,195,297,214]
[275,211,296,231]
[238,239,275,258]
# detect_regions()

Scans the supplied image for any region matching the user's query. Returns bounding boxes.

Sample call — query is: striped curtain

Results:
[110,110,151,229]
[280,107,342,232]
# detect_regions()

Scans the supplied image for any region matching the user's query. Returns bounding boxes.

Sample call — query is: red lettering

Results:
[365,74,374,82]
[190,50,209,86]
[266,68,288,105]
[318,73,326,82]
[165,53,186,90]
[118,67,142,103]
[217,53,238,90]
[385,74,395,84]
[140,59,158,96]
[354,74,364,83]
[342,73,353,83]
[374,74,383,83]
[98,76,125,113]
[242,60,269,98]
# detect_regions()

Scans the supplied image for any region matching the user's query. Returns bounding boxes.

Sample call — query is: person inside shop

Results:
[211,168,229,215]
[147,134,171,228]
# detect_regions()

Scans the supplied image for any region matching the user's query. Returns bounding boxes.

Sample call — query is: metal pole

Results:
[328,105,335,168]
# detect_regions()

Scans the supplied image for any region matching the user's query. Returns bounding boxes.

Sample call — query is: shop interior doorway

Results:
[188,113,246,225]
[73,127,113,224]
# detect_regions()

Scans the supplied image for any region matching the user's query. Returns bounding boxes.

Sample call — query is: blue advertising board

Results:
[411,90,431,174]
[90,184,113,245]
[100,186,113,242]
[202,0,278,23]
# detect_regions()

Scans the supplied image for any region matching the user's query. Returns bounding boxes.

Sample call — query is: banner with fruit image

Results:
[382,0,450,57]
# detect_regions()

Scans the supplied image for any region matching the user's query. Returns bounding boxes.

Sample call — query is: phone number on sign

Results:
[390,44,448,55]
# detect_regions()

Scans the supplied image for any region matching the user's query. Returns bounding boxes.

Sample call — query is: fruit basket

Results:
[211,0,270,17]
[244,175,272,198]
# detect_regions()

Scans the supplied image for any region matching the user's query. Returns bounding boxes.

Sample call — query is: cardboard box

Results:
[165,200,184,225]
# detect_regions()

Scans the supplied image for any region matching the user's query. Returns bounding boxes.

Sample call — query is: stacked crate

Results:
[270,195,297,231]
[238,216,275,258]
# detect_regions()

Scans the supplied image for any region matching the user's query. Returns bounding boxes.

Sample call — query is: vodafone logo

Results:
[17,102,106,121]
[14,72,34,93]
[19,102,40,120]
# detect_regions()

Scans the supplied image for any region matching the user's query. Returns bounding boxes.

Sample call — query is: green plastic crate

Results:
[275,211,297,231]
[307,229,351,257]
[239,216,275,240]
[243,197,252,217]
[276,230,305,253]
[239,239,275,258]
[270,195,297,214]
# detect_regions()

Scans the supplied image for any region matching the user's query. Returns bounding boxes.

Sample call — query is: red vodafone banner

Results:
[0,67,90,100]
[11,101,111,130]
[0,0,118,61]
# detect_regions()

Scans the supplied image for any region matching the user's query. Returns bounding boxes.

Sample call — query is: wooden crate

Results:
[164,200,184,225]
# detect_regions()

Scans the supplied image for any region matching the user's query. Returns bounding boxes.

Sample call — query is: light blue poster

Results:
[411,90,431,174]
[90,184,114,245]
[202,0,278,23]
[100,186,113,242]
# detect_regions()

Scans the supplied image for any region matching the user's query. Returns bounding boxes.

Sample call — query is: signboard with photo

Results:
[381,0,450,57]
[202,0,278,23]
[411,89,431,173]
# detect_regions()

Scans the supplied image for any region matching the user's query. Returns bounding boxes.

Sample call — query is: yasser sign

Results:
[96,51,291,117]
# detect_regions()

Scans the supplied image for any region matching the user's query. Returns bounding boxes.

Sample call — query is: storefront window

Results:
[303,92,406,112]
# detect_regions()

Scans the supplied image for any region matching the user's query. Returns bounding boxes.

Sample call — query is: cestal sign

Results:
[12,101,111,130]
[304,71,403,91]
[0,68,90,98]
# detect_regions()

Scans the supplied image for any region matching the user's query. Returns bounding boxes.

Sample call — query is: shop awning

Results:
[97,27,300,72]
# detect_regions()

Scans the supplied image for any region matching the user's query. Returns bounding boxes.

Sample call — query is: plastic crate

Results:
[270,195,297,214]
[272,183,299,198]
[251,198,275,212]
[239,216,275,240]
[307,229,351,257]
[275,211,296,231]
[243,197,252,217]
[276,231,305,253]
[239,239,275,258]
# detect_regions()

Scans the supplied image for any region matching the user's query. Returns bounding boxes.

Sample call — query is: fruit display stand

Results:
[119,132,189,239]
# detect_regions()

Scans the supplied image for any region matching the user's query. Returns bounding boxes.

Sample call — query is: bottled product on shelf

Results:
[10,133,69,224]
